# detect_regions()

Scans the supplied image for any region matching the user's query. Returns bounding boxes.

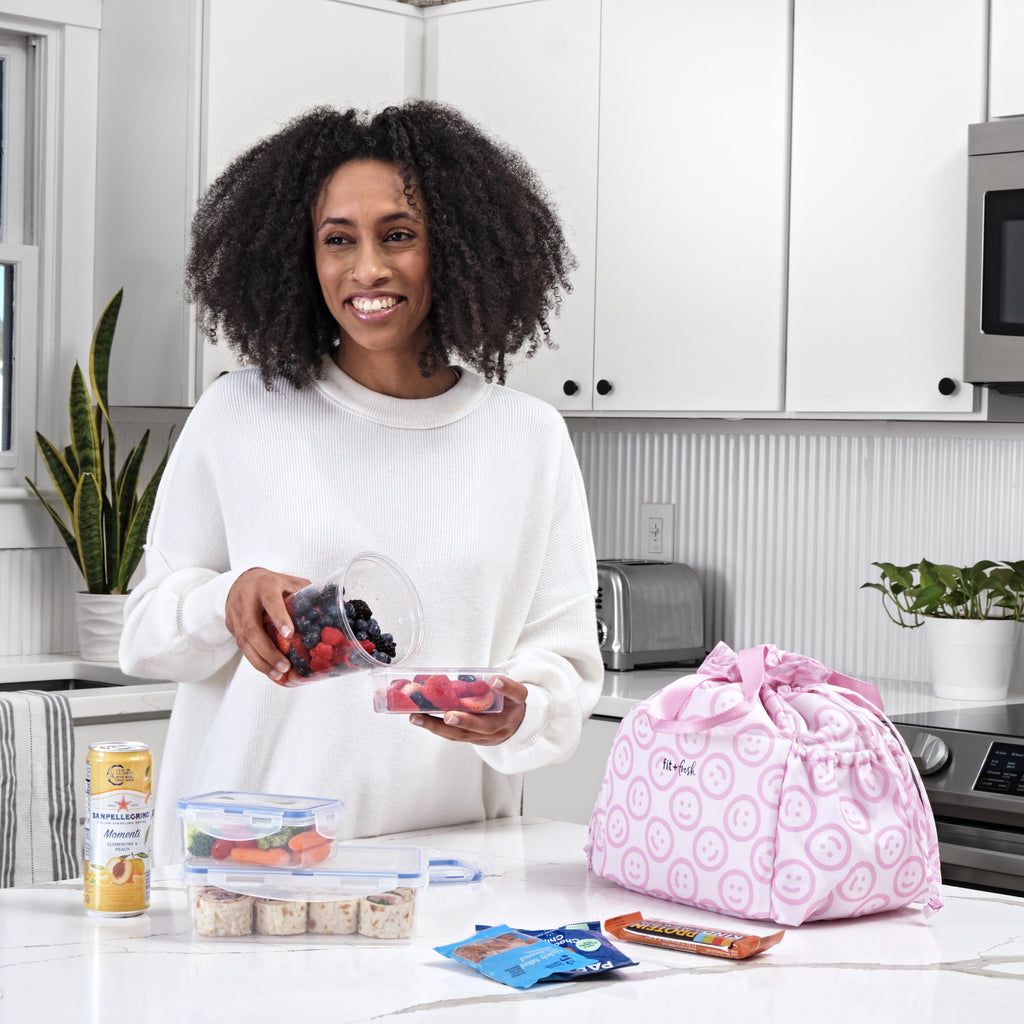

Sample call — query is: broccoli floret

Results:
[185,824,216,858]
[256,826,307,850]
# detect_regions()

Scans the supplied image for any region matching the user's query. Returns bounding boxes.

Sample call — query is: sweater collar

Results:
[315,354,489,428]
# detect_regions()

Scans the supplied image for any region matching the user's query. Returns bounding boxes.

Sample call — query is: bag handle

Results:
[645,646,767,735]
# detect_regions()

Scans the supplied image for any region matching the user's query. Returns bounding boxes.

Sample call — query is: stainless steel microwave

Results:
[965,119,1024,392]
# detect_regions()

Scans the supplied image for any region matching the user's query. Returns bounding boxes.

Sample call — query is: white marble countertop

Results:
[2,817,1023,1022]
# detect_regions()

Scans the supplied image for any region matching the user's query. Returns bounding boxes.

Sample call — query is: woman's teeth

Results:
[351,296,398,312]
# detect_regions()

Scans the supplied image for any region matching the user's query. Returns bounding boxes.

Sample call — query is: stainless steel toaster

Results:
[596,559,705,671]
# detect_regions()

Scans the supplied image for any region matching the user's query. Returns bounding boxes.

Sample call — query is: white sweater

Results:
[120,358,603,865]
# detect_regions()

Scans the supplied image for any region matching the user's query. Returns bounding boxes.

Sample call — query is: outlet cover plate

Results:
[640,502,675,562]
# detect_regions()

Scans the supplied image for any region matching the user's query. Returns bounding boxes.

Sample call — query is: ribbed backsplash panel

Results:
[0,548,77,656]
[570,421,1024,686]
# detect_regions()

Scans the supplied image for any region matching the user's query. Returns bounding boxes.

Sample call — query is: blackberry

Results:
[347,599,373,621]
[320,583,339,607]
[286,649,312,676]
[375,633,396,658]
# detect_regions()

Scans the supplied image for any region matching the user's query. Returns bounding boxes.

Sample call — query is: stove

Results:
[892,703,1024,896]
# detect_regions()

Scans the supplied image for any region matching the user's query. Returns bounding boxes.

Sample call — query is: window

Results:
[0,26,38,486]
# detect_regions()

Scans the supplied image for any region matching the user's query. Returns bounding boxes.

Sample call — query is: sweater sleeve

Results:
[476,422,604,775]
[118,394,244,683]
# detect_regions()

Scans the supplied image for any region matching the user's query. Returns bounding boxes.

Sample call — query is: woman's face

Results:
[312,159,431,362]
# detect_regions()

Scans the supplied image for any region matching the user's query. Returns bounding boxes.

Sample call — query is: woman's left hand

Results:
[410,676,527,746]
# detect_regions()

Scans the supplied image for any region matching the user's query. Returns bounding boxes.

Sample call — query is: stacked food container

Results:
[177,791,436,942]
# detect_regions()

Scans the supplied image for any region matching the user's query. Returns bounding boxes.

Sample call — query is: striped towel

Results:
[0,690,79,886]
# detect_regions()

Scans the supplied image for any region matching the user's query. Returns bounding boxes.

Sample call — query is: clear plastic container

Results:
[182,844,430,942]
[262,552,425,686]
[178,791,346,865]
[371,669,506,714]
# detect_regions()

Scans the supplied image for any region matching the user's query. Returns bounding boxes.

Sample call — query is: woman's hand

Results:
[225,567,311,683]
[410,676,528,746]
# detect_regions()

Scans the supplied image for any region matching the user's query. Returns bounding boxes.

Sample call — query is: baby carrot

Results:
[230,845,291,866]
[294,840,332,866]
[287,829,331,852]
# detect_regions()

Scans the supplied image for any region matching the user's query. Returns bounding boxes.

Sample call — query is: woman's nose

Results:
[351,243,390,285]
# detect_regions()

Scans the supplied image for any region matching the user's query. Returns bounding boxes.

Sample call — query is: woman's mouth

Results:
[347,295,404,321]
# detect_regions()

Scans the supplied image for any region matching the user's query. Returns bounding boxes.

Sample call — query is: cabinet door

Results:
[521,715,619,826]
[990,0,1024,119]
[199,0,423,390]
[786,0,985,415]
[593,0,790,413]
[423,0,600,411]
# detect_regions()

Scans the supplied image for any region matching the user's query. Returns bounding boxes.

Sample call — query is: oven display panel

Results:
[973,742,1024,796]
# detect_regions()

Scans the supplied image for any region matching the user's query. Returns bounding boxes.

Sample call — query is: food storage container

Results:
[182,843,431,942]
[262,551,424,686]
[371,668,506,714]
[178,791,346,866]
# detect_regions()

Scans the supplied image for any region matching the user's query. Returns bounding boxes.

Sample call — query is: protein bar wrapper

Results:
[435,924,595,989]
[604,912,784,960]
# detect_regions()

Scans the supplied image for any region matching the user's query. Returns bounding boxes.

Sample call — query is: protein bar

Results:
[604,912,783,960]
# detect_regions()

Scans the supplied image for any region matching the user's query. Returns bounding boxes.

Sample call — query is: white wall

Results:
[571,417,1024,693]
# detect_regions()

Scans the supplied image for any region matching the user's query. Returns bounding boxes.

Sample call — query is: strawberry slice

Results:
[421,674,461,711]
[460,690,498,713]
[387,689,419,712]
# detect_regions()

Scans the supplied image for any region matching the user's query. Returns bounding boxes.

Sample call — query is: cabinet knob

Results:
[937,377,958,396]
[562,379,580,396]
[596,379,613,396]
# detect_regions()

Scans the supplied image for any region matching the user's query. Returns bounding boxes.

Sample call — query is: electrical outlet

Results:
[640,502,675,562]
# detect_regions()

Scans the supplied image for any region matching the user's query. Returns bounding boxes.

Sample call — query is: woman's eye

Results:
[385,230,415,243]
[323,234,353,246]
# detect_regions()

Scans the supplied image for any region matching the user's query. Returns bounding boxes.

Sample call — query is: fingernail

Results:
[270,669,282,681]
[410,715,423,727]
[493,679,505,690]
[280,624,293,638]
[277,661,289,673]
[444,713,459,727]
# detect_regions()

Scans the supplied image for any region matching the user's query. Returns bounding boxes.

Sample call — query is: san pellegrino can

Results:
[83,741,153,917]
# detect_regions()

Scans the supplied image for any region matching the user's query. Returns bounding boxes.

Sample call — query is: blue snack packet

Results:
[475,920,639,981]
[435,924,595,989]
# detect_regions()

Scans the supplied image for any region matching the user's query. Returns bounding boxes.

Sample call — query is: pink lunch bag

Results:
[585,642,943,926]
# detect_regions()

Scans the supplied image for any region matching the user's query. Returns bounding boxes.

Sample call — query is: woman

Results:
[120,101,603,865]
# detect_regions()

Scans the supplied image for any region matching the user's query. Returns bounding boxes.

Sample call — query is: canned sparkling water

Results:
[83,742,153,917]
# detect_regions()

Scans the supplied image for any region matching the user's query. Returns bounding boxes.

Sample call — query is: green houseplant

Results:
[862,559,1024,700]
[24,290,172,657]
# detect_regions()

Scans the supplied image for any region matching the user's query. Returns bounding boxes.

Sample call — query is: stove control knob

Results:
[909,732,950,776]
[596,618,609,648]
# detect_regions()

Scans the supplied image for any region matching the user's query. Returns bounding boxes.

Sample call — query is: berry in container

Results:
[262,552,424,686]
[182,843,431,943]
[371,669,506,714]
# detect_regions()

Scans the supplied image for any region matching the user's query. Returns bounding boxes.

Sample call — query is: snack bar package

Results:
[474,920,638,981]
[435,924,595,989]
[604,912,784,960]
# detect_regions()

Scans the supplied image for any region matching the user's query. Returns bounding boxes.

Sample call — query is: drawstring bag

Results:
[585,643,943,926]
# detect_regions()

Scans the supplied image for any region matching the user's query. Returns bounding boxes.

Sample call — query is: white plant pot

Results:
[923,616,1021,701]
[74,592,129,663]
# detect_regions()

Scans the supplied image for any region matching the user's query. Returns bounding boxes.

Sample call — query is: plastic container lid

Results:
[177,791,346,841]
[183,843,430,901]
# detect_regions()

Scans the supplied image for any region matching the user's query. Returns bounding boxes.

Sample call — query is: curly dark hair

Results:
[185,100,576,388]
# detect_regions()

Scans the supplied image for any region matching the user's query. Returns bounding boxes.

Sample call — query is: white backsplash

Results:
[569,417,1024,690]
[6,409,1024,694]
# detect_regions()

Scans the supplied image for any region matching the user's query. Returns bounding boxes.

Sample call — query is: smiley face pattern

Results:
[584,644,943,927]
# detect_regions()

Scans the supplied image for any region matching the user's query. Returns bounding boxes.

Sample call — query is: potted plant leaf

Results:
[24,289,172,661]
[862,559,1024,700]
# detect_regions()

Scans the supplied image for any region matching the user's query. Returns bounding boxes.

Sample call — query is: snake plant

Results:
[24,289,172,594]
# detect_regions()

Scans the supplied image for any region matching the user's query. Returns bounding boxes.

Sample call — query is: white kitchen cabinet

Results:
[786,0,986,416]
[990,0,1024,119]
[590,0,791,413]
[94,0,422,405]
[422,0,601,412]
[521,715,619,826]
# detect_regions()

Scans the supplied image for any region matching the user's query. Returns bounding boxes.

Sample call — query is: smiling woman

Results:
[120,99,604,866]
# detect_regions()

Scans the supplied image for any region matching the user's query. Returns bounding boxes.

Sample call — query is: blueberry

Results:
[366,618,380,638]
[372,651,391,664]
[457,674,478,682]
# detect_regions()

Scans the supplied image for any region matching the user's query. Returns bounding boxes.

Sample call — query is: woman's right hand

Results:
[225,567,311,683]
